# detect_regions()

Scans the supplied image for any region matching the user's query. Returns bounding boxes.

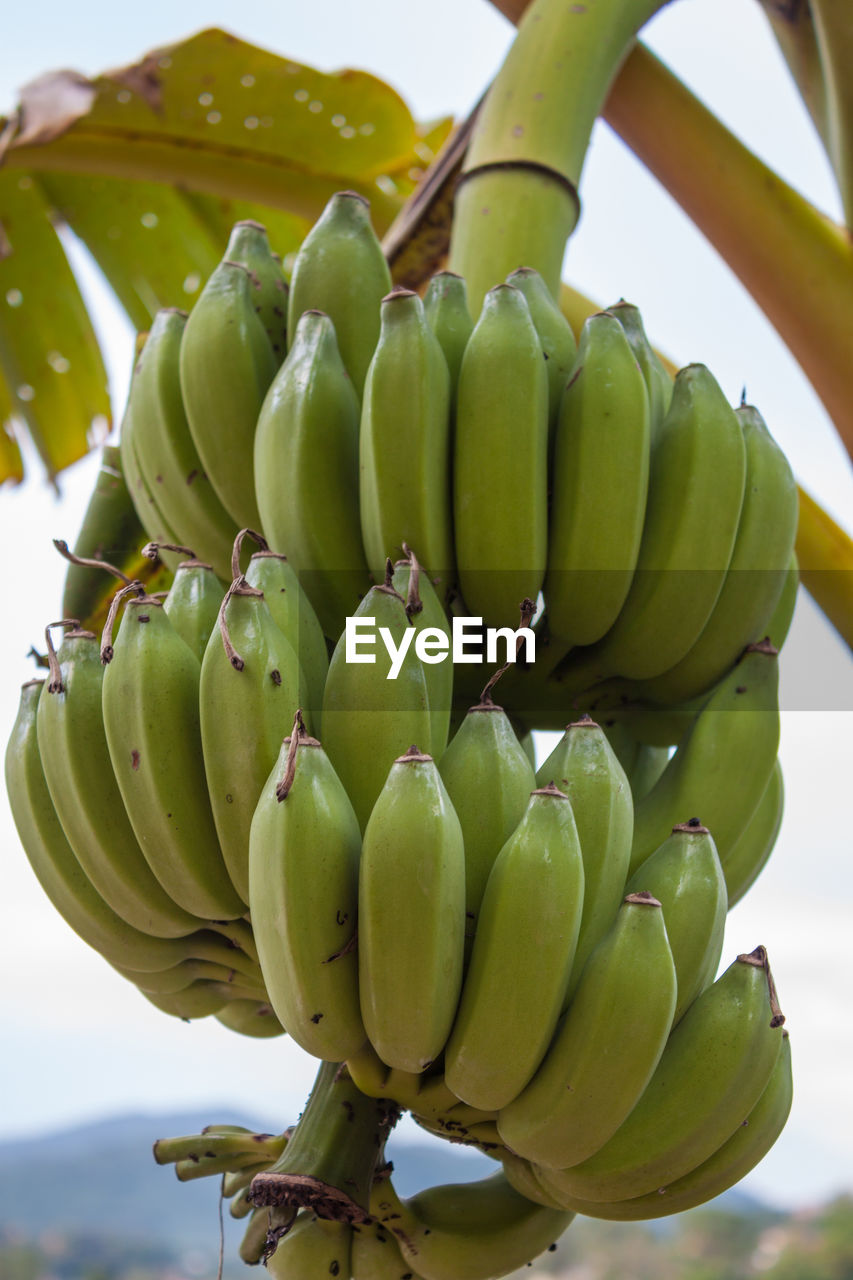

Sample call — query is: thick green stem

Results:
[249,1061,400,1224]
[448,0,673,311]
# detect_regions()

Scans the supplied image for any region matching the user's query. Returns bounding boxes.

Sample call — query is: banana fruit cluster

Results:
[6,190,800,1277]
[120,194,798,741]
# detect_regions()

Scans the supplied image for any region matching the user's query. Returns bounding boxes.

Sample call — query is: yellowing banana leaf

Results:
[0,28,451,483]
[0,169,110,482]
[0,28,439,231]
[0,376,24,485]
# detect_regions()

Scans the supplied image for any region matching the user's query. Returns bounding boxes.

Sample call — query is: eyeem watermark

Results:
[345,617,535,679]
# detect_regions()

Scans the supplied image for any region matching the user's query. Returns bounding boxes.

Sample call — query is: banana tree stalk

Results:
[756,0,830,153]
[809,0,853,226]
[448,0,674,312]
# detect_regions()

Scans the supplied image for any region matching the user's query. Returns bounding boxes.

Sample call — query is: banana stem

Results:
[600,41,853,463]
[755,0,830,150]
[448,0,673,311]
[249,1061,401,1223]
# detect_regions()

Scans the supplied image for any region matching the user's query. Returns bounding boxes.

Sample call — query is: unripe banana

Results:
[215,1000,285,1039]
[454,283,549,627]
[535,716,633,997]
[505,266,577,447]
[248,717,366,1060]
[574,364,747,682]
[629,640,780,882]
[286,190,392,397]
[602,720,669,803]
[642,401,798,705]
[351,1216,428,1279]
[157,549,225,664]
[358,746,466,1072]
[37,623,201,937]
[6,680,239,974]
[199,572,304,905]
[113,955,262,995]
[119,386,182,571]
[321,578,431,831]
[265,1211,352,1278]
[437,698,536,943]
[127,308,238,580]
[543,311,650,647]
[243,546,328,735]
[139,981,232,1020]
[102,594,245,919]
[423,270,474,413]
[766,549,799,650]
[607,299,672,443]
[179,259,277,528]
[545,1030,792,1220]
[253,309,370,637]
[537,946,784,1202]
[626,820,727,1024]
[497,892,676,1169]
[392,550,453,760]
[444,783,584,1112]
[223,219,289,361]
[370,1171,573,1280]
[359,288,453,582]
[725,759,784,908]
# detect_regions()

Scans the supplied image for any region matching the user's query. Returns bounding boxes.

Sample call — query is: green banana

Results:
[61,444,149,630]
[126,308,238,580]
[113,953,263,994]
[767,547,800,651]
[602,719,669,802]
[358,746,466,1072]
[321,576,431,831]
[437,697,536,943]
[248,715,365,1061]
[102,592,245,919]
[140,983,233,1020]
[369,1171,574,1280]
[215,1000,285,1038]
[725,758,785,908]
[199,569,304,905]
[119,379,183,574]
[642,401,798,705]
[253,308,370,638]
[223,219,289,361]
[265,1212,352,1278]
[454,283,549,628]
[37,622,202,938]
[444,783,585,1111]
[391,549,453,760]
[500,1152,568,1209]
[544,1030,793,1220]
[422,270,474,413]
[179,259,277,528]
[537,946,784,1202]
[286,190,392,398]
[359,288,453,582]
[351,1215,428,1279]
[607,299,673,443]
[543,311,650,648]
[6,681,244,974]
[535,716,634,997]
[572,363,747,682]
[629,640,780,881]
[497,892,676,1170]
[156,546,225,664]
[626,820,727,1024]
[505,266,577,447]
[244,546,329,736]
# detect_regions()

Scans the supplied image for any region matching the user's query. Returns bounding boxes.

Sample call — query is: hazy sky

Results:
[1,0,852,1213]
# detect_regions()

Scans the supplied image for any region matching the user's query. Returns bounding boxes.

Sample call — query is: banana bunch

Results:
[6,523,338,1035]
[115,192,797,750]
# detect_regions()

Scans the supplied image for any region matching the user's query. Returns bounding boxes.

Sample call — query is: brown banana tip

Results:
[673,818,709,834]
[744,637,778,658]
[234,218,267,231]
[531,782,568,800]
[395,745,432,764]
[568,713,598,728]
[382,286,417,302]
[624,891,662,908]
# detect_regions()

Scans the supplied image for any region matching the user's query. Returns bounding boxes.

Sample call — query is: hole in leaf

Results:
[17,385,35,402]
[244,116,259,129]
[47,352,70,373]
[5,289,23,307]
[240,74,256,87]
[140,212,158,228]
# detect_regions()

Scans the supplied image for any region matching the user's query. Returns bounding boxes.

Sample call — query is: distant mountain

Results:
[0,1109,494,1250]
[0,1109,776,1259]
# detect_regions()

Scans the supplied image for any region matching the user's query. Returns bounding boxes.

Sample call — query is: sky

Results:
[1,0,852,1215]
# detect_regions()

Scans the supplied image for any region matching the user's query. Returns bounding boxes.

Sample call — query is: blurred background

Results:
[1,1,851,1275]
